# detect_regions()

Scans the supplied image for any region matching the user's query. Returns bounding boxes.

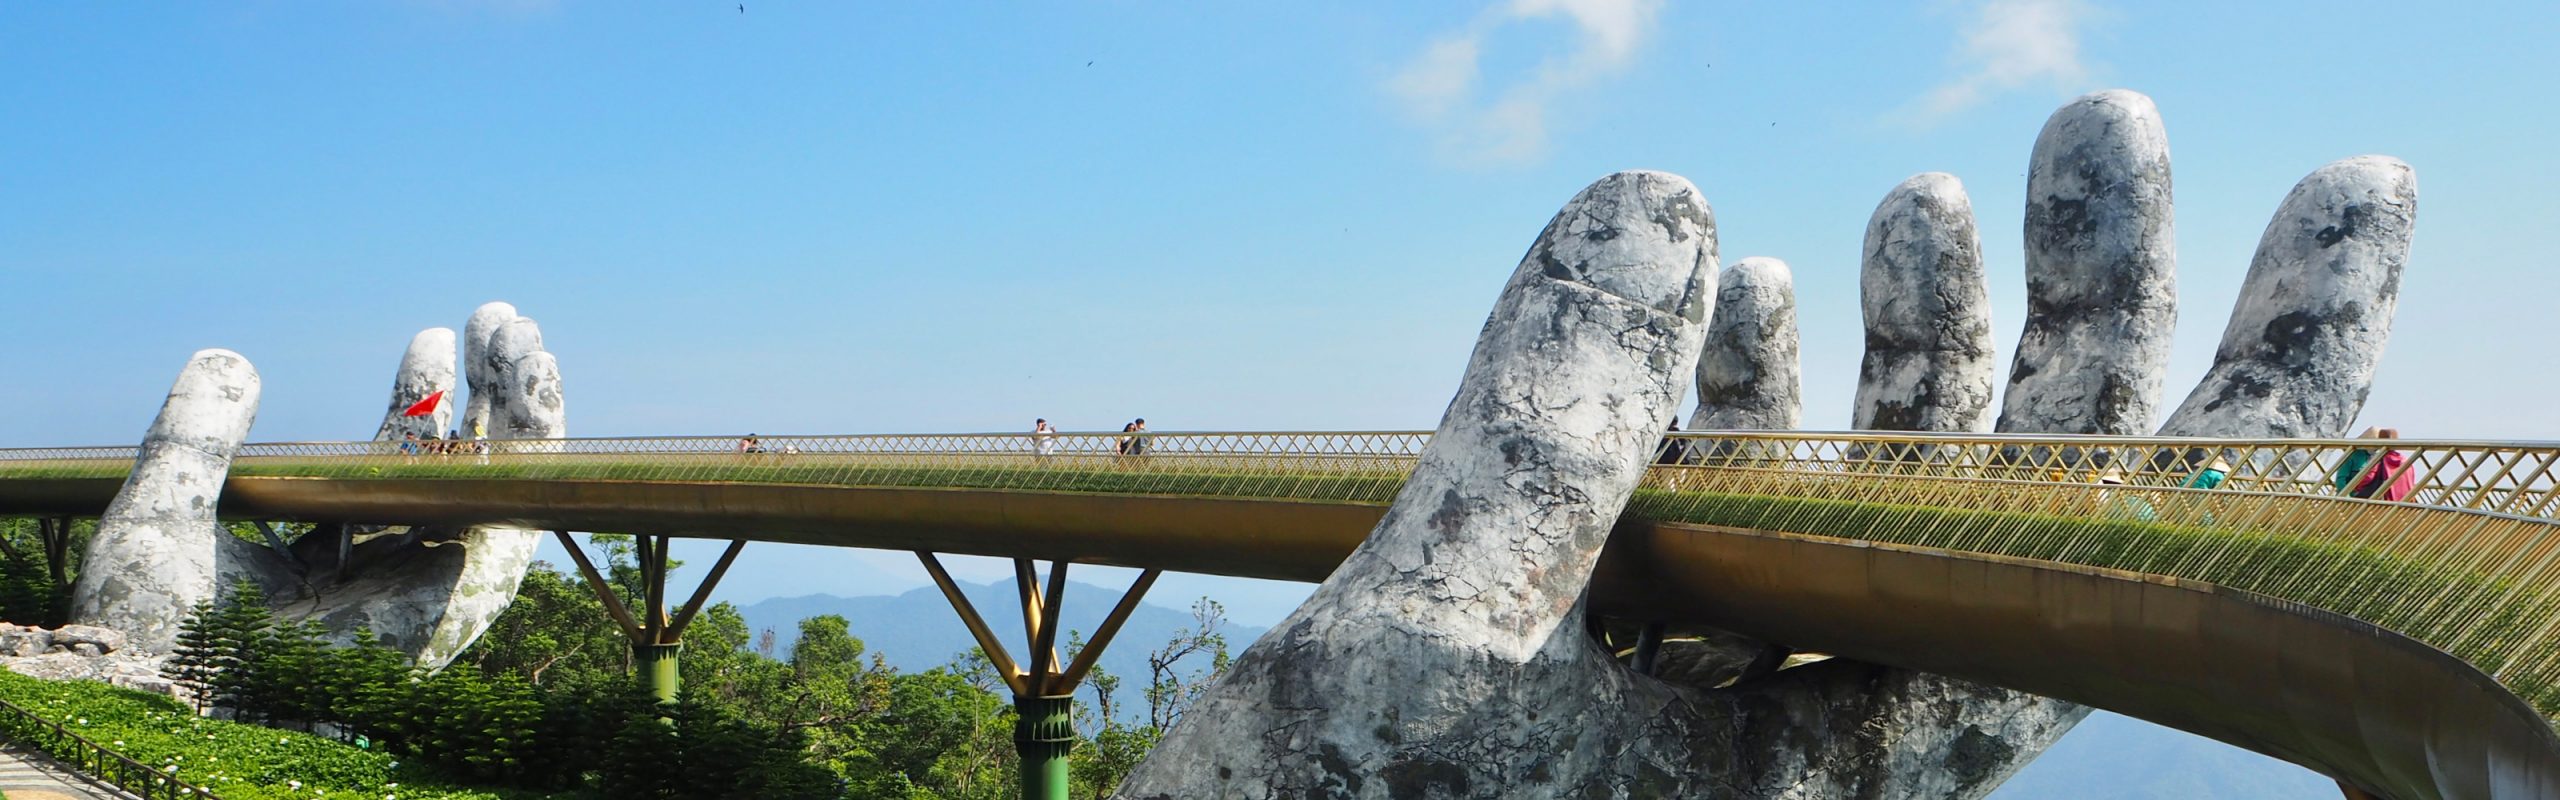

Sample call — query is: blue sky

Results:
[4,2,2553,791]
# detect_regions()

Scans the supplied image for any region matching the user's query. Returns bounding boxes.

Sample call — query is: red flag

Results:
[401,390,447,417]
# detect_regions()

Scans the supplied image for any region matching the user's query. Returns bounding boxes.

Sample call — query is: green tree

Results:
[164,598,225,712]
[0,517,88,625]
[464,561,629,686]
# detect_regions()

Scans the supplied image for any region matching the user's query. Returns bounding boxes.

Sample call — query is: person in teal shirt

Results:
[2097,471,2157,522]
[2185,456,2231,489]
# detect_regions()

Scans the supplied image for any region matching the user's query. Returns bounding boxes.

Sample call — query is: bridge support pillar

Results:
[1015,694,1075,799]
[918,552,1161,800]
[637,642,683,705]
[554,531,746,708]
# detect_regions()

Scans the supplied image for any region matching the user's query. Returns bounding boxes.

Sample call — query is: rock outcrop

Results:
[461,302,518,439]
[1690,257,1801,431]
[2000,89,2178,435]
[374,328,458,441]
[2159,156,2416,438]
[1854,173,1996,433]
[68,350,284,654]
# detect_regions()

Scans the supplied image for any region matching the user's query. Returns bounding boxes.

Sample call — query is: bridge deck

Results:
[5,430,2560,799]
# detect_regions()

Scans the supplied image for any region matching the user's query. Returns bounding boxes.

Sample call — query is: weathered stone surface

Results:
[0,629,49,658]
[505,351,566,439]
[1809,171,2096,800]
[51,624,127,653]
[1118,170,1717,798]
[461,302,518,439]
[374,328,458,441]
[1690,257,1801,431]
[2159,156,2417,438]
[1724,659,2083,799]
[69,350,285,654]
[70,643,101,657]
[488,317,549,437]
[2001,89,2178,435]
[1855,173,1996,433]
[2,645,178,700]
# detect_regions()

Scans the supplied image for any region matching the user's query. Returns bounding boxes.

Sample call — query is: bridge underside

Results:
[4,475,2555,800]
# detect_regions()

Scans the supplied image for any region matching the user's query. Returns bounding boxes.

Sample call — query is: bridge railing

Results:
[10,430,2560,714]
[4,430,2558,519]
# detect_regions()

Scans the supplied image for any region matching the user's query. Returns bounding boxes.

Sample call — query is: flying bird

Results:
[738,4,745,12]
[1085,60,1094,67]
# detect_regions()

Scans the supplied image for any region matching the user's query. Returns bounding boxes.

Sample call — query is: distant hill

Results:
[1989,712,2333,799]
[737,580,1269,718]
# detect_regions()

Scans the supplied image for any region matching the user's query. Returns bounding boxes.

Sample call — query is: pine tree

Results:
[201,580,274,717]
[165,598,226,712]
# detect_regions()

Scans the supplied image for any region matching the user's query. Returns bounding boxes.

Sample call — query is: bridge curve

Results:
[5,430,2560,799]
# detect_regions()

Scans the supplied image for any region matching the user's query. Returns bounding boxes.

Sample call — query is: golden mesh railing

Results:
[7,430,2560,715]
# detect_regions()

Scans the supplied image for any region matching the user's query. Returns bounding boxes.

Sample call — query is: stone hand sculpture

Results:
[1691,256,1801,432]
[1122,89,2417,798]
[1118,169,1724,797]
[71,307,563,669]
[271,309,559,667]
[68,350,285,654]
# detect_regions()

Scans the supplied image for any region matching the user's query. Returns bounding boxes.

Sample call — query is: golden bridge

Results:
[3,429,2557,800]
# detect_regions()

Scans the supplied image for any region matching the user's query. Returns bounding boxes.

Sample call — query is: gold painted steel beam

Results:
[665,539,747,640]
[1027,561,1069,696]
[919,551,1027,697]
[1057,569,1161,691]
[1014,559,1046,655]
[553,530,644,641]
[640,535,670,639]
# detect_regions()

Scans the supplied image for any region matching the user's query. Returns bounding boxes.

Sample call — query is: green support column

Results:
[637,642,683,705]
[1014,694,1075,800]
[920,554,1161,800]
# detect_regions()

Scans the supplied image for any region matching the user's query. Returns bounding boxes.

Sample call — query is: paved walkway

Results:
[0,741,119,800]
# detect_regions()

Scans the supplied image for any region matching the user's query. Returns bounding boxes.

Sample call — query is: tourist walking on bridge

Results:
[1033,418,1058,459]
[1116,419,1151,458]
[2336,427,2417,501]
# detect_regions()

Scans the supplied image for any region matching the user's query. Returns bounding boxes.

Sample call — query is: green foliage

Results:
[0,669,542,800]
[0,518,87,626]
[461,564,630,687]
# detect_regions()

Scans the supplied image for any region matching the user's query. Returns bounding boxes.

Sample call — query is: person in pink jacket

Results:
[2334,427,2418,501]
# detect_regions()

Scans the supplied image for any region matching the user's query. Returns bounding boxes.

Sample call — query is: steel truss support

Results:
[917,551,1160,800]
[553,531,747,705]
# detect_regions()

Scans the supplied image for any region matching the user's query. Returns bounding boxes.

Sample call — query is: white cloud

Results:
[1904,0,2097,125]
[1386,0,1665,164]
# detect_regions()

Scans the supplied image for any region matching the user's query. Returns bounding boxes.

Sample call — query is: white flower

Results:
[112,740,123,746]
[289,780,302,788]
